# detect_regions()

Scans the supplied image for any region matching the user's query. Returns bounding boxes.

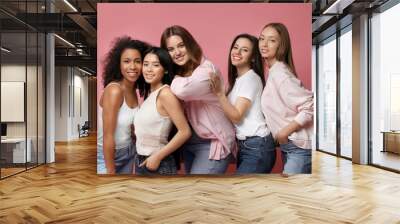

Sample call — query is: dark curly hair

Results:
[102,36,150,87]
[137,47,175,99]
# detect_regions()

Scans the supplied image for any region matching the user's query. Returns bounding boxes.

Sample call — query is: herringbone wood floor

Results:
[1,135,400,223]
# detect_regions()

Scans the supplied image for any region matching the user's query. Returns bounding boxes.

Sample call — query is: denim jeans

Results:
[236,134,276,174]
[135,154,177,175]
[280,141,312,174]
[97,143,136,174]
[182,131,231,174]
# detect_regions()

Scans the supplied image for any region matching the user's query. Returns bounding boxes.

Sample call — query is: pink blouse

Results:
[261,61,314,149]
[170,58,237,160]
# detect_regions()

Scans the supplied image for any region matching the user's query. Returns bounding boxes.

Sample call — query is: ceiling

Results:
[0,0,390,74]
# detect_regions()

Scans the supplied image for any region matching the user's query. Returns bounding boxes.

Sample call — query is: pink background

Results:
[97,3,311,100]
[97,3,311,173]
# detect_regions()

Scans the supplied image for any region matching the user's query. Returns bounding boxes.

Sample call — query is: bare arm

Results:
[102,85,123,174]
[140,87,191,171]
[276,121,302,145]
[209,72,251,124]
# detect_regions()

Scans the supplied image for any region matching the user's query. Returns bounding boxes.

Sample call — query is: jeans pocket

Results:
[264,134,276,151]
[279,140,291,151]
[242,137,263,151]
[157,155,177,175]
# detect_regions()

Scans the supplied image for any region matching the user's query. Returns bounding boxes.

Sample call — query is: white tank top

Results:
[134,85,173,156]
[97,83,138,150]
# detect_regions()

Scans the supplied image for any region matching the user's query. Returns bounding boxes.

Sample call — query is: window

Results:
[370,2,400,171]
[317,35,337,154]
[0,1,47,179]
[339,27,352,158]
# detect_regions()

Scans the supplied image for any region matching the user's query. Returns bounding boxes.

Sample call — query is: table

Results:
[381,131,400,154]
[1,138,32,164]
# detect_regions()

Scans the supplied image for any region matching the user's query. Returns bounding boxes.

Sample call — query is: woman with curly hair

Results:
[97,36,149,174]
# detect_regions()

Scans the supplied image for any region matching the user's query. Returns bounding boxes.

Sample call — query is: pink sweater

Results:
[261,61,314,149]
[170,58,237,160]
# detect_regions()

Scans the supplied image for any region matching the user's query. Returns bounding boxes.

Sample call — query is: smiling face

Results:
[230,37,253,68]
[142,53,164,86]
[120,48,142,83]
[165,35,189,66]
[258,26,281,60]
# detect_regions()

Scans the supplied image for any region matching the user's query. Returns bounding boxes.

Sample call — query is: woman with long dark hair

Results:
[134,47,191,175]
[160,25,236,174]
[209,33,276,174]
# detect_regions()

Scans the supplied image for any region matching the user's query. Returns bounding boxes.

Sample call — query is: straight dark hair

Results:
[160,25,203,76]
[227,33,265,95]
[137,47,175,99]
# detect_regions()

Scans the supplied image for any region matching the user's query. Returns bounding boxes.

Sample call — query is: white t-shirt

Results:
[228,69,270,140]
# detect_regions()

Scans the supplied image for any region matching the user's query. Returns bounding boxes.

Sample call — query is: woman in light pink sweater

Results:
[259,23,314,175]
[160,25,236,174]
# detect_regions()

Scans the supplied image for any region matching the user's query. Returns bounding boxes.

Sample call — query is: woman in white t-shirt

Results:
[209,33,276,174]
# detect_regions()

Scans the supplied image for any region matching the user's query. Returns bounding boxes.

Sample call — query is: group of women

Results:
[97,22,314,175]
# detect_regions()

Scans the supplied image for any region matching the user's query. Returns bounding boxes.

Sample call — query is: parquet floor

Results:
[372,151,400,171]
[1,135,400,223]
[1,167,26,177]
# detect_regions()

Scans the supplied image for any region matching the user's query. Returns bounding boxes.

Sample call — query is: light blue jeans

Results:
[280,141,311,174]
[182,131,231,174]
[97,143,136,174]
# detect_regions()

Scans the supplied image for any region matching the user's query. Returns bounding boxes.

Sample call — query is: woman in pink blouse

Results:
[259,23,314,175]
[160,25,236,174]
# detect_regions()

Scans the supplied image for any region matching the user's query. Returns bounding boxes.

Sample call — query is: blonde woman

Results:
[259,23,314,175]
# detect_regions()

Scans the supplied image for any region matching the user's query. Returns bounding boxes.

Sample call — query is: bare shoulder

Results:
[103,83,124,106]
[104,83,123,96]
[158,86,178,102]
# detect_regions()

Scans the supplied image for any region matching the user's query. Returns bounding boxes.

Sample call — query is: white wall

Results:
[312,45,316,151]
[72,72,89,138]
[55,66,69,141]
[46,32,55,163]
[1,65,40,138]
[1,63,46,164]
[54,67,89,141]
